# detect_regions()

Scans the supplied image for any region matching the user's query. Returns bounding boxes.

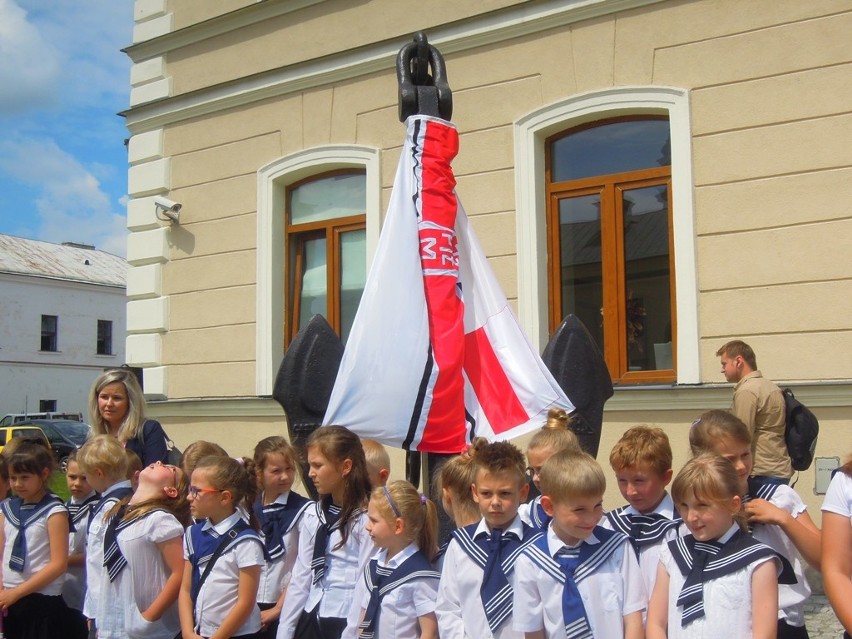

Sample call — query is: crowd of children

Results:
[0,408,848,639]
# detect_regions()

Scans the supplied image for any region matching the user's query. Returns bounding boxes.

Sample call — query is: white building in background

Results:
[0,235,127,419]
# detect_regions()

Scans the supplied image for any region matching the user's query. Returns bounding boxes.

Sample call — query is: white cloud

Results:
[0,1,132,113]
[0,137,127,256]
[0,0,61,114]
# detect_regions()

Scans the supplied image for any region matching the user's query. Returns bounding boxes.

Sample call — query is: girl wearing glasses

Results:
[97,461,190,639]
[179,455,265,639]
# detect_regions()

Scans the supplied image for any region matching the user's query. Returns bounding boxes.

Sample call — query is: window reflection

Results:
[551,119,671,182]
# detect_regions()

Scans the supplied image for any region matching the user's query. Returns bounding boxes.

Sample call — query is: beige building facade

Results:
[123,0,851,517]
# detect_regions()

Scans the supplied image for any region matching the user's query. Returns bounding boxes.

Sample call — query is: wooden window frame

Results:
[545,119,676,385]
[285,169,366,343]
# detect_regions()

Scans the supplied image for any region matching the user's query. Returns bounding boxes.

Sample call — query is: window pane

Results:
[339,229,366,344]
[558,194,604,352]
[622,184,671,371]
[290,173,366,225]
[41,314,57,351]
[551,119,671,182]
[298,237,328,329]
[97,319,112,355]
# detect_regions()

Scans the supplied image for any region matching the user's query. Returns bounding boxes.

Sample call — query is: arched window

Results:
[286,170,366,344]
[256,145,380,396]
[546,116,675,383]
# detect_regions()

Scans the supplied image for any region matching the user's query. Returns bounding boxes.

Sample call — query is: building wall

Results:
[124,0,852,519]
[0,274,127,418]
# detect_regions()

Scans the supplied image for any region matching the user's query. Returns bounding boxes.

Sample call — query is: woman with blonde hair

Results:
[89,368,170,466]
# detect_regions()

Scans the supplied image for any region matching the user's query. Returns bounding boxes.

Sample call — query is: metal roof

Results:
[0,234,126,287]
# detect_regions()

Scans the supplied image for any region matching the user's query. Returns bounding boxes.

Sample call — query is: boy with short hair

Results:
[436,441,537,639]
[513,451,645,639]
[361,438,391,488]
[603,425,681,598]
[76,434,132,638]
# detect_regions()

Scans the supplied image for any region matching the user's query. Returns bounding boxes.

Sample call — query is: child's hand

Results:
[0,586,20,610]
[260,606,280,627]
[744,498,787,526]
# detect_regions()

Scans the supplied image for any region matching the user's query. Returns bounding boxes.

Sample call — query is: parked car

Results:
[0,425,52,455]
[0,412,83,427]
[13,419,91,472]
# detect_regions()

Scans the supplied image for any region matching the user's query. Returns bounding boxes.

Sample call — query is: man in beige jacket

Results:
[717,340,792,487]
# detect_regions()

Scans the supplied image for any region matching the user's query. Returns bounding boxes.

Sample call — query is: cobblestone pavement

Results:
[805,594,844,638]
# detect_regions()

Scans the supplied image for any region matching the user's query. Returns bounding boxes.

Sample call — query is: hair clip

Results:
[420,494,427,505]
[233,457,245,466]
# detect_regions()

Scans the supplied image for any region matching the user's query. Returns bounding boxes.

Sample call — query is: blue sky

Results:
[0,0,133,257]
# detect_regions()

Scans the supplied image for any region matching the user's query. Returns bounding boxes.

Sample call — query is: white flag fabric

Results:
[323,115,574,453]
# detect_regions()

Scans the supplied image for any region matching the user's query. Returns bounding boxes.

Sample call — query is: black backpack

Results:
[781,388,819,471]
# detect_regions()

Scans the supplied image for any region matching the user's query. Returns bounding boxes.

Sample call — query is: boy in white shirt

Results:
[513,450,645,639]
[436,441,538,639]
[602,425,681,600]
[76,435,132,638]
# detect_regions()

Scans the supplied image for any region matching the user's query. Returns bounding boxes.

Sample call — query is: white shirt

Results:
[658,524,778,639]
[257,491,310,605]
[1,499,67,595]
[63,491,96,610]
[750,484,811,626]
[513,524,646,639]
[83,480,132,618]
[277,504,373,639]
[822,469,852,520]
[600,493,683,600]
[182,511,265,638]
[435,515,526,639]
[119,510,184,639]
[359,544,439,639]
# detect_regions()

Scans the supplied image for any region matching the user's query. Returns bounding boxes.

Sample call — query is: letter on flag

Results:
[323,115,574,453]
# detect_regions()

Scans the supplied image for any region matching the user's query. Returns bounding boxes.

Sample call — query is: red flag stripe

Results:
[416,119,467,450]
[463,326,530,434]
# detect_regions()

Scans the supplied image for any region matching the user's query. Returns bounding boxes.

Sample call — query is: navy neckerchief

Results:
[451,520,538,633]
[66,492,99,530]
[433,539,449,566]
[311,498,341,585]
[668,528,796,626]
[358,548,440,639]
[103,505,168,582]
[605,506,682,554]
[188,517,259,601]
[744,478,781,504]
[1,492,64,572]
[528,495,551,532]
[252,491,311,561]
[87,486,133,533]
[524,525,627,639]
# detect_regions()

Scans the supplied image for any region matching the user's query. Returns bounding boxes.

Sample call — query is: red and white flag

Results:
[323,115,574,453]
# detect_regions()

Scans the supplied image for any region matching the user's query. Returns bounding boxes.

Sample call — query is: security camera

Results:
[153,196,182,224]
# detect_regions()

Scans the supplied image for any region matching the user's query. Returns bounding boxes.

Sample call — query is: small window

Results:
[39,400,57,412]
[97,320,113,355]
[286,170,367,344]
[41,315,58,352]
